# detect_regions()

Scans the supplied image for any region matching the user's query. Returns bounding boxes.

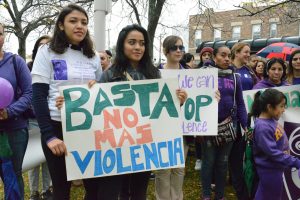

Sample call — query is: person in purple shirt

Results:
[231,42,257,91]
[287,49,300,85]
[201,45,248,200]
[253,57,288,89]
[0,23,32,200]
[251,88,300,200]
[230,42,258,200]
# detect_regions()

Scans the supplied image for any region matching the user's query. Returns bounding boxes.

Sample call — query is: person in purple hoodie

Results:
[251,88,300,200]
[0,23,32,199]
[201,45,248,200]
[253,57,288,89]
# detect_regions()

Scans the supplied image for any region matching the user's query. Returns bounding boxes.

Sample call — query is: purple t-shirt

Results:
[253,79,288,89]
[293,77,300,85]
[253,118,300,170]
[235,66,254,91]
[218,73,247,128]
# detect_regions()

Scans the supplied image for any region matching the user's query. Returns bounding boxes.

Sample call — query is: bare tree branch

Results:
[125,0,142,25]
[2,0,93,58]
[234,1,291,17]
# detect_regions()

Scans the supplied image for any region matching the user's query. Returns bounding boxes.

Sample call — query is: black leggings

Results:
[119,172,151,200]
[42,120,98,200]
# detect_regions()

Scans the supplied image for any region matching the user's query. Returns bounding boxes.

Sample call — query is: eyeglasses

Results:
[169,45,185,52]
[292,57,300,61]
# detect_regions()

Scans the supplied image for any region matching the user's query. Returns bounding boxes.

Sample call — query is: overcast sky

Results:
[1,0,244,59]
[106,0,243,60]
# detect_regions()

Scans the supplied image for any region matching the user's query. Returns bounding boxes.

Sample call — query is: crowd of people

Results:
[1,3,300,200]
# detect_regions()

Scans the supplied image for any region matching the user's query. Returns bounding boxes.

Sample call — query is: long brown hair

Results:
[49,4,95,58]
[287,49,300,84]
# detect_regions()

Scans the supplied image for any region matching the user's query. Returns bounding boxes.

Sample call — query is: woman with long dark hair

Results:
[31,4,101,199]
[99,25,187,200]
[201,45,248,200]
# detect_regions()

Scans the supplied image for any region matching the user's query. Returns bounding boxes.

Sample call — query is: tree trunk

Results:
[18,37,26,60]
[147,0,166,59]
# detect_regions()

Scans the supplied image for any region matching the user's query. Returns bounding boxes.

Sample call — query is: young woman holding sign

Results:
[31,4,102,199]
[200,45,248,200]
[98,25,187,200]
[155,35,189,200]
[55,24,187,200]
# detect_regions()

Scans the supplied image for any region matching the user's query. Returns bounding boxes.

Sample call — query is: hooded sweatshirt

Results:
[253,78,288,89]
[0,52,32,131]
[217,66,247,128]
[253,118,300,170]
[234,65,257,91]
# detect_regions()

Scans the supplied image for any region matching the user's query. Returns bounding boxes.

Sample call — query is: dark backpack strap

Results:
[233,73,237,108]
[231,73,237,119]
[12,54,18,83]
[12,55,35,118]
[12,54,21,99]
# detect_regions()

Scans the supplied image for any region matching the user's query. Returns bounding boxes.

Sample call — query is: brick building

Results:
[189,4,300,60]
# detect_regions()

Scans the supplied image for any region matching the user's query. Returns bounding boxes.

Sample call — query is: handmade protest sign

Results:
[160,68,218,136]
[243,85,300,199]
[60,79,184,180]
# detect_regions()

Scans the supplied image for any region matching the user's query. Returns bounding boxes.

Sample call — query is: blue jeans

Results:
[5,128,29,200]
[28,162,52,193]
[201,139,233,199]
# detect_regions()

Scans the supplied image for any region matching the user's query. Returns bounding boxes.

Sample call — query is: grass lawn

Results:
[0,150,237,200]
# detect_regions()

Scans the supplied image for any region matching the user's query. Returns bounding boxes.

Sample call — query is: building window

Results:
[214,29,221,41]
[270,23,277,37]
[195,30,202,47]
[232,26,241,40]
[252,24,261,39]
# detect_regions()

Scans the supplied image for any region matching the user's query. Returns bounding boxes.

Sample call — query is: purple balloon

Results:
[0,77,14,109]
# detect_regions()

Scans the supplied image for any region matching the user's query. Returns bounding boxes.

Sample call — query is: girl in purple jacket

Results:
[251,88,300,200]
